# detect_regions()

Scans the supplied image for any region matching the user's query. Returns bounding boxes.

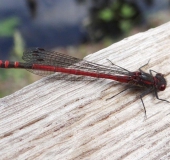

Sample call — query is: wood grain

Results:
[0,22,170,160]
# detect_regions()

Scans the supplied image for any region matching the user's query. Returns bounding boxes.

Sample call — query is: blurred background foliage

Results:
[0,0,170,97]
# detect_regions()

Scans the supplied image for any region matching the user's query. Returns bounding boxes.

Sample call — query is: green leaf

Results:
[98,8,114,21]
[119,20,132,32]
[121,4,135,18]
[0,17,20,37]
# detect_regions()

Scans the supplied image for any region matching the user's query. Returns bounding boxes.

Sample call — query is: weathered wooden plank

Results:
[0,22,170,160]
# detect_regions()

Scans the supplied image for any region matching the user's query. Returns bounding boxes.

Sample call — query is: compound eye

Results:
[159,84,166,91]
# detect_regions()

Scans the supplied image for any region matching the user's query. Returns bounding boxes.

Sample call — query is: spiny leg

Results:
[106,85,140,101]
[139,96,147,119]
[106,88,129,101]
[154,89,170,103]
[139,59,151,72]
[139,87,153,118]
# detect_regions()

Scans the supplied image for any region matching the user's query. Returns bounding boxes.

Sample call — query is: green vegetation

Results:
[0,17,20,37]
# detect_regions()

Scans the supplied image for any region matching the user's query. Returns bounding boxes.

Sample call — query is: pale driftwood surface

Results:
[0,22,170,160]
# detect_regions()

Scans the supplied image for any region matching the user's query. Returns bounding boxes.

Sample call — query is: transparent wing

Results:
[22,48,131,77]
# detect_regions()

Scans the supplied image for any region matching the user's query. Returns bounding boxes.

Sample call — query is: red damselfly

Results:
[0,48,169,116]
